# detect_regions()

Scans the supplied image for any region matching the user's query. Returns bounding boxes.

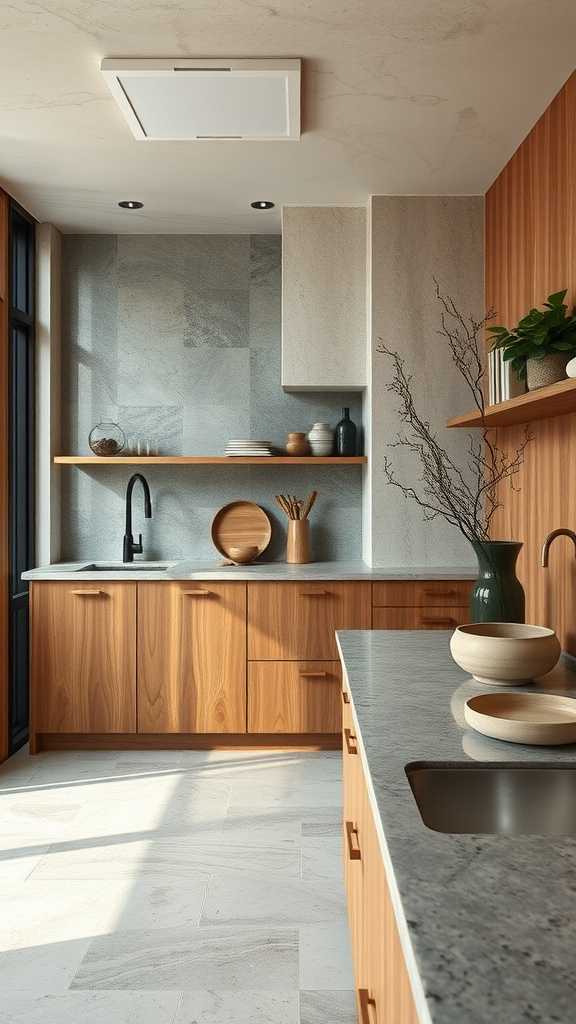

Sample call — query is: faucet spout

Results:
[123,473,152,563]
[541,528,576,568]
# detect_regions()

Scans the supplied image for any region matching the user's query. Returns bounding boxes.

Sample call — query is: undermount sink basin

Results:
[79,563,173,572]
[406,763,576,835]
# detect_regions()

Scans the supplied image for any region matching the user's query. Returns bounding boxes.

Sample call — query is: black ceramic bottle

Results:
[335,407,357,456]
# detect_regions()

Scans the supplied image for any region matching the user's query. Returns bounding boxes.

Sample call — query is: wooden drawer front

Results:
[373,606,469,630]
[248,582,372,660]
[138,582,247,734]
[248,661,341,734]
[32,582,137,734]
[372,579,472,608]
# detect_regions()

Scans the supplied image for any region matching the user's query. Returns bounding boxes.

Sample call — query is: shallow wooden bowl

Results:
[450,622,561,685]
[228,545,259,564]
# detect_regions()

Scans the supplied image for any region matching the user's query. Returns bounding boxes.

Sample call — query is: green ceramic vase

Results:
[470,540,525,623]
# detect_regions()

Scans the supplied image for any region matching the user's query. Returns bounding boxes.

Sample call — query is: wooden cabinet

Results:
[373,606,469,630]
[372,578,472,631]
[372,579,472,608]
[248,661,341,734]
[248,582,372,660]
[137,582,246,734]
[31,582,136,733]
[342,693,420,1023]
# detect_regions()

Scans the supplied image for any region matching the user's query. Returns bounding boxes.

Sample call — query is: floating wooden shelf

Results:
[54,455,367,466]
[447,377,576,429]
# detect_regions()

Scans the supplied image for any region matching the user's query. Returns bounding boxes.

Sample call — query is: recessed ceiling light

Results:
[118,200,144,209]
[251,200,274,210]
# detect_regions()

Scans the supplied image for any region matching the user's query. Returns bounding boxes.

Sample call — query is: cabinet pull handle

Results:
[344,728,358,755]
[423,588,457,598]
[358,989,377,1023]
[300,671,328,679]
[71,589,103,596]
[342,690,350,704]
[420,616,456,626]
[299,590,329,597]
[182,589,211,596]
[345,820,361,861]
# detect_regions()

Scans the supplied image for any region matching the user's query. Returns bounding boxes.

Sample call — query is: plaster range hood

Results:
[101,58,301,141]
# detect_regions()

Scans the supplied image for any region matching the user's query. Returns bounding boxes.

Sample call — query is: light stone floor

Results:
[0,746,356,1024]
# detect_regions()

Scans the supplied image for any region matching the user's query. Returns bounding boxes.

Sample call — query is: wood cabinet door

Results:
[342,706,367,995]
[138,582,247,734]
[32,582,136,733]
[372,606,469,630]
[361,777,419,1024]
[372,579,473,607]
[248,582,372,660]
[248,661,341,734]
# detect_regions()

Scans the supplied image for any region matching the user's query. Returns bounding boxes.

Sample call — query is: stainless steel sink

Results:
[406,763,576,835]
[79,563,172,572]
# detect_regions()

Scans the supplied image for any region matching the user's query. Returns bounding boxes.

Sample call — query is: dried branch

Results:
[377,283,533,548]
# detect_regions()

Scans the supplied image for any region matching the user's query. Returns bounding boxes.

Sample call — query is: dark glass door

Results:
[9,205,35,753]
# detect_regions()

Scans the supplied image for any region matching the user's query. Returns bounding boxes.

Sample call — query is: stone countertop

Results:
[21,560,477,582]
[336,629,576,1024]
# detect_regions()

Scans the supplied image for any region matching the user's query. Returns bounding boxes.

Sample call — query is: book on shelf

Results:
[487,349,527,405]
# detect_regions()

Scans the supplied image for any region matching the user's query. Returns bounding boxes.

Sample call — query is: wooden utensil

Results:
[275,491,318,520]
[465,692,576,745]
[211,501,272,560]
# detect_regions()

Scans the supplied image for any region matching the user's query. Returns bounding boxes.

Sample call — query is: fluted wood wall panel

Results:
[486,72,576,653]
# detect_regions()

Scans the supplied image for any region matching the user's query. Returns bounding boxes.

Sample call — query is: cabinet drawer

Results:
[248,661,341,734]
[32,582,137,734]
[248,582,372,660]
[372,580,473,608]
[373,605,469,630]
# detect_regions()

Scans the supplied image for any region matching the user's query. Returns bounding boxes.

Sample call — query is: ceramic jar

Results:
[285,432,310,456]
[308,422,334,456]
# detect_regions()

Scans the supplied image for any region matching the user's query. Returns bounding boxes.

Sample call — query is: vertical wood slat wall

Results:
[486,72,576,654]
[0,190,9,760]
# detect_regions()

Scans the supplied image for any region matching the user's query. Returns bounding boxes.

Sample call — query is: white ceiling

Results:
[1,0,575,234]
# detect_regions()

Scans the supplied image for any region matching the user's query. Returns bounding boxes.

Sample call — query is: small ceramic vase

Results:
[286,432,310,456]
[335,407,357,456]
[308,422,334,456]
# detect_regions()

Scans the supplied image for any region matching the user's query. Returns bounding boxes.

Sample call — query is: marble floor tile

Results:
[72,925,299,990]
[201,874,346,927]
[33,833,299,881]
[0,936,92,991]
[0,991,181,1024]
[0,835,51,883]
[299,922,355,990]
[0,878,208,942]
[224,804,341,840]
[174,990,299,1023]
[299,989,358,1024]
[301,836,345,882]
[228,778,342,810]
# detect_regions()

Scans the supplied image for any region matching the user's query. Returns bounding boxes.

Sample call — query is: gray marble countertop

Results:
[336,629,576,1024]
[22,560,477,582]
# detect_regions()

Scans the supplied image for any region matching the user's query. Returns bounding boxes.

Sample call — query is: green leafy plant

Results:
[488,289,576,379]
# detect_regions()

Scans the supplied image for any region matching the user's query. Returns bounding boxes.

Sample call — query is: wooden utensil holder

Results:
[287,519,311,564]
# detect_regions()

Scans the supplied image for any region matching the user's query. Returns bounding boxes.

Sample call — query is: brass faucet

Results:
[541,528,576,567]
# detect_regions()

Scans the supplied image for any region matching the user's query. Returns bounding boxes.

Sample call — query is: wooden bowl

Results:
[228,545,259,564]
[465,692,576,745]
[450,623,561,685]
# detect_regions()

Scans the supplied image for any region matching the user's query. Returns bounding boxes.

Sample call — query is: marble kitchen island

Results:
[337,629,576,1024]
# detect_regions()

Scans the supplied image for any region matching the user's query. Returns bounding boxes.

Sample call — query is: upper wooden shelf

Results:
[447,377,576,429]
[54,455,367,466]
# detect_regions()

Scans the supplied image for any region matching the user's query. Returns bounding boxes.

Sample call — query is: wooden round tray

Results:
[465,692,576,746]
[211,501,272,561]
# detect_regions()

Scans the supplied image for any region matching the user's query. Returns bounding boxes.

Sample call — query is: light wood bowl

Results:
[465,692,576,745]
[228,545,259,564]
[450,622,561,685]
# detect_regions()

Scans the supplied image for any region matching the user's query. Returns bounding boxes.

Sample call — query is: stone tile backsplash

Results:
[61,234,363,561]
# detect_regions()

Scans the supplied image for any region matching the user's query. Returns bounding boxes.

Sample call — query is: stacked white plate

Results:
[225,439,275,457]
